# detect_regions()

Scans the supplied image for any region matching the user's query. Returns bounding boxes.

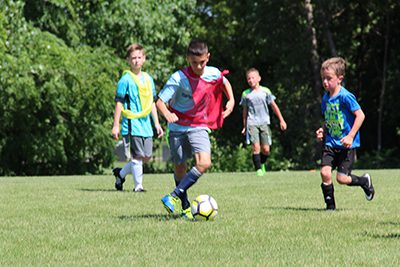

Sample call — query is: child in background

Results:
[112,44,163,192]
[316,57,374,210]
[240,68,287,176]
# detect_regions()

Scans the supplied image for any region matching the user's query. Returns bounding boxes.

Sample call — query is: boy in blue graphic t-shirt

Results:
[316,57,374,210]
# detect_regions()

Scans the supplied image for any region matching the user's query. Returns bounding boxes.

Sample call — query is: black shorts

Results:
[321,145,356,175]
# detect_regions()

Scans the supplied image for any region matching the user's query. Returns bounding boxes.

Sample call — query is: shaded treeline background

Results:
[1,0,399,175]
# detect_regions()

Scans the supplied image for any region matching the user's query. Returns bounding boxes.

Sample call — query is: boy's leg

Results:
[113,161,132,191]
[131,158,145,192]
[321,165,335,210]
[336,149,375,201]
[260,125,272,173]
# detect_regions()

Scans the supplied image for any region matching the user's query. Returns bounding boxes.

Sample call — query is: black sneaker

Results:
[362,173,375,201]
[133,188,146,193]
[112,168,125,191]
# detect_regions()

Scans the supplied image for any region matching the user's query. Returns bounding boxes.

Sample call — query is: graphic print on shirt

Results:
[324,102,344,138]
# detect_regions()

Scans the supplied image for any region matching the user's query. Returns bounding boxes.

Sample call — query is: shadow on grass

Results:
[265,206,328,212]
[78,188,125,192]
[361,231,400,239]
[118,214,181,221]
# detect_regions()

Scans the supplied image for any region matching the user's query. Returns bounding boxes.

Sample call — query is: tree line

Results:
[1,0,399,175]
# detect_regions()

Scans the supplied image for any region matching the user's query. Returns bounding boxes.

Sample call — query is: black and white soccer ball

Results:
[191,194,218,221]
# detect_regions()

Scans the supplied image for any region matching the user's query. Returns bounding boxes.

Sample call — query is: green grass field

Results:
[1,169,399,266]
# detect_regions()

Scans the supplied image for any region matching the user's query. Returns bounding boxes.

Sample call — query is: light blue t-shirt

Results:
[158,66,225,132]
[240,86,276,126]
[321,86,361,149]
[115,72,156,137]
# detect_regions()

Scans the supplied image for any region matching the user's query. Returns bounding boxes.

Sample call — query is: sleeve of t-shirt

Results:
[239,94,246,106]
[266,92,276,105]
[158,71,181,103]
[343,92,361,112]
[115,76,128,103]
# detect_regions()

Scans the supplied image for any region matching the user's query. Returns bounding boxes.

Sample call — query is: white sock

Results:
[131,158,143,191]
[119,161,133,178]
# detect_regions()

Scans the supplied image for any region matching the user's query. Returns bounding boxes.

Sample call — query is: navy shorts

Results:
[321,145,356,175]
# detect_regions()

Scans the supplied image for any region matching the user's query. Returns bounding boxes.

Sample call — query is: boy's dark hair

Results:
[187,39,208,56]
[126,43,145,58]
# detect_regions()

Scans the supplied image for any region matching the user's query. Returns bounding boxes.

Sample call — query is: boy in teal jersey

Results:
[111,44,164,192]
[157,39,235,219]
[240,68,287,176]
[316,57,374,210]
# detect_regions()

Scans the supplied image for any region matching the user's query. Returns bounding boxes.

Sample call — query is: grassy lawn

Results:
[0,169,399,266]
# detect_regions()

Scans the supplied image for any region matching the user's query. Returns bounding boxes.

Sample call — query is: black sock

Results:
[252,154,261,170]
[260,153,268,165]
[348,174,368,187]
[321,183,336,210]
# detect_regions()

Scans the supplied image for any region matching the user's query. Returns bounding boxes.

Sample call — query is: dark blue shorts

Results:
[321,145,356,175]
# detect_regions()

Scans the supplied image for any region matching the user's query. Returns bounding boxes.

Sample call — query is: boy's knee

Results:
[197,160,211,172]
[320,168,332,183]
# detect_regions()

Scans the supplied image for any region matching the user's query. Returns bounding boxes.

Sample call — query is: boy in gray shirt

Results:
[240,68,287,176]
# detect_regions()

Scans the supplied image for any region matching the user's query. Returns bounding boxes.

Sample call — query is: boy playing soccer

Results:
[156,39,235,219]
[112,44,163,192]
[316,57,375,210]
[240,68,287,176]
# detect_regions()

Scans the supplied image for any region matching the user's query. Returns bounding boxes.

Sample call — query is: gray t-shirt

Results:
[240,86,276,126]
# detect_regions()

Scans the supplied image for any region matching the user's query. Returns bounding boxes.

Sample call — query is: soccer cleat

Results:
[181,207,194,220]
[256,169,265,176]
[133,188,147,193]
[362,173,375,201]
[261,164,266,174]
[161,194,178,214]
[112,168,125,191]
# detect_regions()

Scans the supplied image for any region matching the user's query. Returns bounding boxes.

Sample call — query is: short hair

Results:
[246,67,260,77]
[187,39,208,56]
[126,43,145,58]
[321,57,346,78]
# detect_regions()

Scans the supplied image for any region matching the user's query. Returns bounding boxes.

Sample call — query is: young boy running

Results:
[240,68,287,176]
[316,57,375,210]
[112,44,163,192]
[156,39,235,219]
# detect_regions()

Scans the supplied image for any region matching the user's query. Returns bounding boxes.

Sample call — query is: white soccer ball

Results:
[191,194,218,221]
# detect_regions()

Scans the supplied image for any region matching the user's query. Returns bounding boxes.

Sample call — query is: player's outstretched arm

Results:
[221,78,235,118]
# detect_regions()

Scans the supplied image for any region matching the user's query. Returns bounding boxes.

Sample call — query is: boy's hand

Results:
[241,127,246,135]
[222,100,235,118]
[280,120,287,131]
[155,124,164,138]
[315,128,324,142]
[340,135,353,148]
[164,112,179,123]
[112,125,120,140]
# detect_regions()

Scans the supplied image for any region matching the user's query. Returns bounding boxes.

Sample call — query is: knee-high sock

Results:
[260,153,268,165]
[321,183,335,209]
[131,158,143,190]
[120,161,133,178]
[174,175,190,210]
[348,174,368,187]
[172,167,202,200]
[252,154,261,170]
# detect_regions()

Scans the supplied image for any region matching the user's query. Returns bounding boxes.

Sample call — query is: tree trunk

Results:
[377,9,390,152]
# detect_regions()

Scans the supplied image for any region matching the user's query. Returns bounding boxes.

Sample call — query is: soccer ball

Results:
[191,194,218,221]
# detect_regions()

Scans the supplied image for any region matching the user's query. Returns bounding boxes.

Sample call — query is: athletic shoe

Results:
[256,169,265,176]
[181,207,194,220]
[112,168,125,191]
[161,194,178,214]
[261,164,266,174]
[133,188,147,193]
[362,173,375,201]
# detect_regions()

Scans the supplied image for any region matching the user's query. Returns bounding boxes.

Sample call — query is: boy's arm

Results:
[270,100,287,131]
[150,102,164,138]
[340,108,365,148]
[221,78,235,118]
[155,98,179,123]
[112,102,123,140]
[241,106,248,135]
